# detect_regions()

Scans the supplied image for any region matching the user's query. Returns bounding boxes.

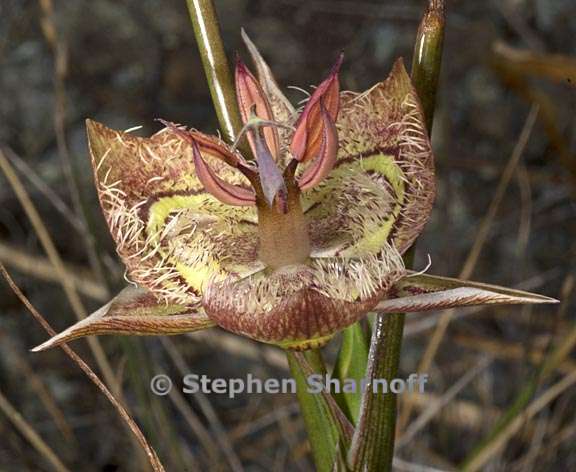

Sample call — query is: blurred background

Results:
[0,0,575,470]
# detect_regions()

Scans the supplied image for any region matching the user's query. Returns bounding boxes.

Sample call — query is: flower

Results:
[34,34,557,352]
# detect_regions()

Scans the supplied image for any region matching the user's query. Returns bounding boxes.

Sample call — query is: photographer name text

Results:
[150,373,429,398]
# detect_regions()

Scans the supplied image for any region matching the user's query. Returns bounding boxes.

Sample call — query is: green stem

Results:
[410,0,445,131]
[349,250,411,471]
[348,311,406,471]
[366,1,445,468]
[186,0,244,143]
[374,313,406,465]
[287,350,340,472]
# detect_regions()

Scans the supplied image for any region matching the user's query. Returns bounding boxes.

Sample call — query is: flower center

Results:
[256,179,311,270]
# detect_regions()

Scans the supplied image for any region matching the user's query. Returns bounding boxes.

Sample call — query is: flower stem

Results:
[368,1,445,469]
[185,0,244,143]
[348,310,407,471]
[374,313,404,462]
[287,350,341,472]
[410,0,445,131]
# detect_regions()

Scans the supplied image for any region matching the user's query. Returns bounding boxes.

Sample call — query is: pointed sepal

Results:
[32,286,214,351]
[376,272,559,313]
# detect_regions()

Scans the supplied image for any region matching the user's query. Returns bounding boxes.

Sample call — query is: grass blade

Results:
[461,275,574,471]
[0,388,71,472]
[1,264,165,472]
[333,323,370,424]
[0,147,119,393]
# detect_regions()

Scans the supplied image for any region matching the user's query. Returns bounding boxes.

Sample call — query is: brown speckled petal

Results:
[87,120,260,304]
[303,59,435,260]
[203,257,405,349]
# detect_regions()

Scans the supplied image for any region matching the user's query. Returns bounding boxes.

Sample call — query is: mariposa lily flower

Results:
[34,33,557,352]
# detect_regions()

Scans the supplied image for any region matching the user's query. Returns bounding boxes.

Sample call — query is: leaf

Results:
[287,350,354,472]
[347,312,405,471]
[32,286,214,351]
[333,322,370,425]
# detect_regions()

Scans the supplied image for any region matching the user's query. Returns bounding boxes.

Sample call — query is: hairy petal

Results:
[203,254,405,349]
[298,103,339,191]
[87,120,260,304]
[290,54,342,162]
[32,286,214,351]
[235,59,280,158]
[376,272,559,313]
[304,58,435,260]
